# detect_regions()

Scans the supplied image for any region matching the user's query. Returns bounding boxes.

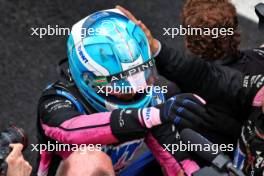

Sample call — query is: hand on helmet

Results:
[116,5,160,55]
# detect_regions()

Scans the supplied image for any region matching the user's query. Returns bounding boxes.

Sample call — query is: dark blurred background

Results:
[0,0,263,173]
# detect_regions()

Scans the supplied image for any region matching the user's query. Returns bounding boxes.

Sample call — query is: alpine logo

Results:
[109,59,154,82]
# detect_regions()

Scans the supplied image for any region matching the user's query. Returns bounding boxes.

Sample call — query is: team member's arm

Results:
[155,39,264,110]
[117,5,264,107]
[155,43,263,103]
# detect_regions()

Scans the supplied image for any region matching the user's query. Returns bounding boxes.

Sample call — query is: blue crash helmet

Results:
[67,9,157,112]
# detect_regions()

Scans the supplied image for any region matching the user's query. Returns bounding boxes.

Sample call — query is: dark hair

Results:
[182,0,240,60]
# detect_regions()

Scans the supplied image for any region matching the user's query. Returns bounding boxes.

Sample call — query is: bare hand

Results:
[6,144,32,176]
[116,5,160,55]
[177,170,185,176]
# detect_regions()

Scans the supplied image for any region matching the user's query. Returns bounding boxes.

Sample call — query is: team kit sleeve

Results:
[38,95,160,146]
[155,42,264,108]
[38,95,120,145]
[39,97,165,146]
[38,94,183,146]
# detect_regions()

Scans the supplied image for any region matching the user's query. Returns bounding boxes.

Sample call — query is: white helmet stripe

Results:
[71,15,109,76]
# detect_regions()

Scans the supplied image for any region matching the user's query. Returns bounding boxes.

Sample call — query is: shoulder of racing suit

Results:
[37,81,96,127]
[38,58,97,117]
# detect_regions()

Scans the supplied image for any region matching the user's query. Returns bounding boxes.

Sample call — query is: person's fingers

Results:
[177,169,185,176]
[174,97,214,127]
[19,159,32,176]
[171,106,204,125]
[116,5,138,23]
[25,161,32,175]
[174,100,208,120]
[165,101,204,125]
[6,155,23,170]
[143,27,152,39]
[137,21,154,45]
[8,143,23,158]
[172,95,206,112]
[139,21,148,31]
[138,21,151,35]
[115,6,155,48]
[176,93,206,106]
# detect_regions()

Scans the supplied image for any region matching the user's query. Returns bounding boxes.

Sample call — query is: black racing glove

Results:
[157,93,212,130]
[110,93,212,142]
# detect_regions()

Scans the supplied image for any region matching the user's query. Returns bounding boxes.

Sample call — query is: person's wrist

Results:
[140,107,162,128]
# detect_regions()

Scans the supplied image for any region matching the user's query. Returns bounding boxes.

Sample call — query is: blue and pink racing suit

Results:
[36,81,199,176]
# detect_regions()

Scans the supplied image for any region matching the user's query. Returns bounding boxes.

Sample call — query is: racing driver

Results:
[36,9,264,176]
